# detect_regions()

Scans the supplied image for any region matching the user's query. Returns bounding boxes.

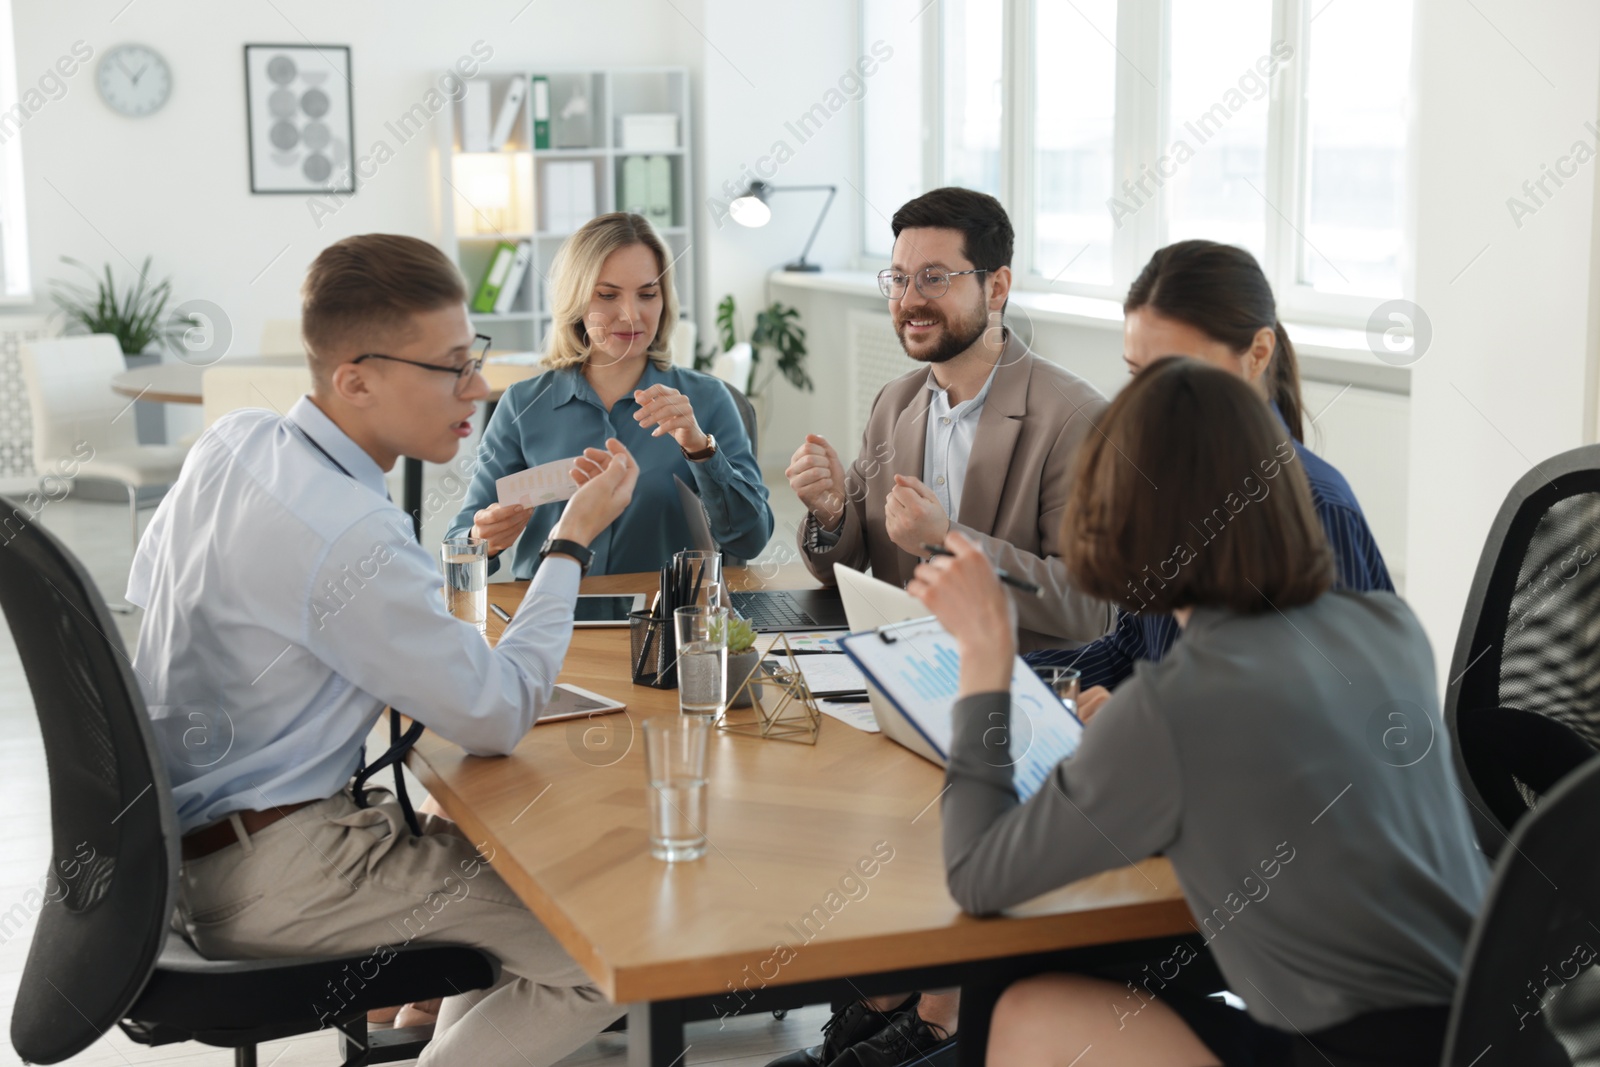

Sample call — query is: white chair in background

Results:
[258,318,305,358]
[670,318,698,368]
[18,335,190,596]
[201,364,312,428]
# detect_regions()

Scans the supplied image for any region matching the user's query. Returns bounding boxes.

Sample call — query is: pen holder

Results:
[629,610,677,689]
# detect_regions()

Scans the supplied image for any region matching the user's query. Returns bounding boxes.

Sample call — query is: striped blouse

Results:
[1025,429,1393,689]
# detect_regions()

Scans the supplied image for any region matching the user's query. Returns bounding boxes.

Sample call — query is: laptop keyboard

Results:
[729,592,818,630]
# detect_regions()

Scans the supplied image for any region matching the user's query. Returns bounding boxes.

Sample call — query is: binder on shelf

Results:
[619,155,673,228]
[531,76,551,150]
[461,80,491,153]
[543,160,596,233]
[471,241,518,314]
[492,241,533,314]
[490,78,528,151]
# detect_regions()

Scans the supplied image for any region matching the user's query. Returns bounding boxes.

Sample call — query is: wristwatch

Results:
[539,537,594,576]
[681,433,717,462]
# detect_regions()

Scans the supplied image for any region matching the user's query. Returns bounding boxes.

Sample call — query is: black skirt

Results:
[1159,990,1451,1067]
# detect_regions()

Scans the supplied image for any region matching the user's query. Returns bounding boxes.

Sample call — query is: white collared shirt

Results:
[128,396,580,834]
[922,359,1000,519]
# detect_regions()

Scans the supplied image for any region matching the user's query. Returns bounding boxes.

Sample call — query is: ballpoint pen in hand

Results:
[920,542,1043,597]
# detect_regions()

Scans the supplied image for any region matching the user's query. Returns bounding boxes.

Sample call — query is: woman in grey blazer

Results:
[909,358,1488,1066]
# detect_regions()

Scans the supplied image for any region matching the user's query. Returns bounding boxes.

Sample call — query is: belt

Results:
[181,800,316,862]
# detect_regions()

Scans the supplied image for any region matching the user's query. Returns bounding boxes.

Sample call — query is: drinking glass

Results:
[643,716,710,861]
[1042,667,1082,718]
[674,549,724,611]
[674,606,728,719]
[440,537,488,636]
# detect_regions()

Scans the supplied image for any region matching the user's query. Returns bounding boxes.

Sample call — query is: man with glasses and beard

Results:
[785,187,1112,656]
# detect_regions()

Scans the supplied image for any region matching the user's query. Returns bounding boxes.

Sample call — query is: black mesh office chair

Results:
[717,380,760,566]
[0,498,498,1066]
[1443,445,1600,859]
[1443,754,1600,1066]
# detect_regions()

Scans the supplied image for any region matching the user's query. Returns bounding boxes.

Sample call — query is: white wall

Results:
[8,0,706,362]
[1406,0,1600,679]
[697,0,859,340]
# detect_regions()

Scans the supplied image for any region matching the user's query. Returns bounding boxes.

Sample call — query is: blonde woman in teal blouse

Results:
[448,213,772,576]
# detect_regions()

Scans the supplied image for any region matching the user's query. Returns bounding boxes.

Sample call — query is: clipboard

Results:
[839,616,1084,801]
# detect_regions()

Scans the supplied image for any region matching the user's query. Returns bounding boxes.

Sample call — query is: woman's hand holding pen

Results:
[907,530,1016,695]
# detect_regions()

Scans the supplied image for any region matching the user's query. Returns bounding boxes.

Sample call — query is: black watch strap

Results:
[540,537,594,576]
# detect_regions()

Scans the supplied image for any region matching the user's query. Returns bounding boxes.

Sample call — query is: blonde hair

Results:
[543,212,679,371]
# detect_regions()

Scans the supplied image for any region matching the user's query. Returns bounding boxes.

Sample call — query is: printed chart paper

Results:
[496,457,579,508]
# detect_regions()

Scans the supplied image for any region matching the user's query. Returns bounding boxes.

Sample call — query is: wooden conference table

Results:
[407,566,1197,1067]
[108,356,540,537]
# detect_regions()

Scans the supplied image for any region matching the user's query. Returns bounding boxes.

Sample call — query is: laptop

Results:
[833,564,946,764]
[676,475,850,632]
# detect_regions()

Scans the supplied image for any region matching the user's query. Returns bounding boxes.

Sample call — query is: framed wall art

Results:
[244,44,355,195]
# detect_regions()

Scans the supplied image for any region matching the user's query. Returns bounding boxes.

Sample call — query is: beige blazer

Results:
[798,334,1115,651]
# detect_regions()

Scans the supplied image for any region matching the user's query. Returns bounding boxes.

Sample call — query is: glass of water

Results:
[643,716,710,862]
[674,605,728,720]
[440,537,488,636]
[674,549,723,611]
[1042,667,1082,717]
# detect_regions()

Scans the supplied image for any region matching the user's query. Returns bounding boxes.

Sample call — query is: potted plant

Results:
[50,255,187,364]
[716,614,763,708]
[695,294,811,423]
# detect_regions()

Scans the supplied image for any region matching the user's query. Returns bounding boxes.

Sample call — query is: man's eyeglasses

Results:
[352,334,492,397]
[876,266,992,300]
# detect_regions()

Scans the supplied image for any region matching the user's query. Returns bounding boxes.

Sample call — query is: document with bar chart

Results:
[839,617,1084,801]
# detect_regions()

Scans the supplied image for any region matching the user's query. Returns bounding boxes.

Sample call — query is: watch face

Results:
[97,44,172,117]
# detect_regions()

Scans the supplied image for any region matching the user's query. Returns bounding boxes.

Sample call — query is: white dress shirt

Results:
[128,396,580,834]
[922,359,999,518]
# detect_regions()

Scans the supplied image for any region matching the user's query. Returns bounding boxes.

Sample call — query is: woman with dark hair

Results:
[1027,240,1391,717]
[911,358,1488,1066]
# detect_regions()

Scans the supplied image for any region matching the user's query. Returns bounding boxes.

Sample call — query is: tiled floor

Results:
[0,475,816,1067]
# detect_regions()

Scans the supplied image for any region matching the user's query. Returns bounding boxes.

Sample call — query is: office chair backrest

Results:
[201,364,313,428]
[257,317,305,358]
[1443,754,1600,1066]
[0,498,179,1063]
[721,379,759,458]
[1444,444,1600,855]
[18,335,141,473]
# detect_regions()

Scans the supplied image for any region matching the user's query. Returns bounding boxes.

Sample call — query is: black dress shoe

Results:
[763,996,916,1067]
[828,1003,955,1067]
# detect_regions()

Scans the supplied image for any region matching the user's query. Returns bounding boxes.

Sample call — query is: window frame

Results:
[856,0,1409,329]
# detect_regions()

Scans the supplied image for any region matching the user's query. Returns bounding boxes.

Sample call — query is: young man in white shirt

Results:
[129,234,636,1064]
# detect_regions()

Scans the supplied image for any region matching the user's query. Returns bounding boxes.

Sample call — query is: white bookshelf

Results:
[438,67,695,357]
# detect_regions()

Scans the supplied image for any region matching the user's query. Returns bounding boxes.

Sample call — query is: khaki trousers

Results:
[174,791,623,1065]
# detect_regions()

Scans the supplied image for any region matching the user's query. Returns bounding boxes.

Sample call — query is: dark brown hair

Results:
[1063,357,1333,615]
[301,234,467,386]
[891,186,1014,271]
[1125,239,1305,442]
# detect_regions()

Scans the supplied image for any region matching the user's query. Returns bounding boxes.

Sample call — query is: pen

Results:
[920,543,1043,597]
[490,603,512,623]
[825,694,873,704]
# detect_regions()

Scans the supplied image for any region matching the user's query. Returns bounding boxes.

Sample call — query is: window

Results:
[860,0,925,257]
[1163,0,1273,263]
[1031,0,1116,287]
[0,0,29,301]
[941,0,1003,198]
[1296,0,1413,298]
[859,0,1416,323]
